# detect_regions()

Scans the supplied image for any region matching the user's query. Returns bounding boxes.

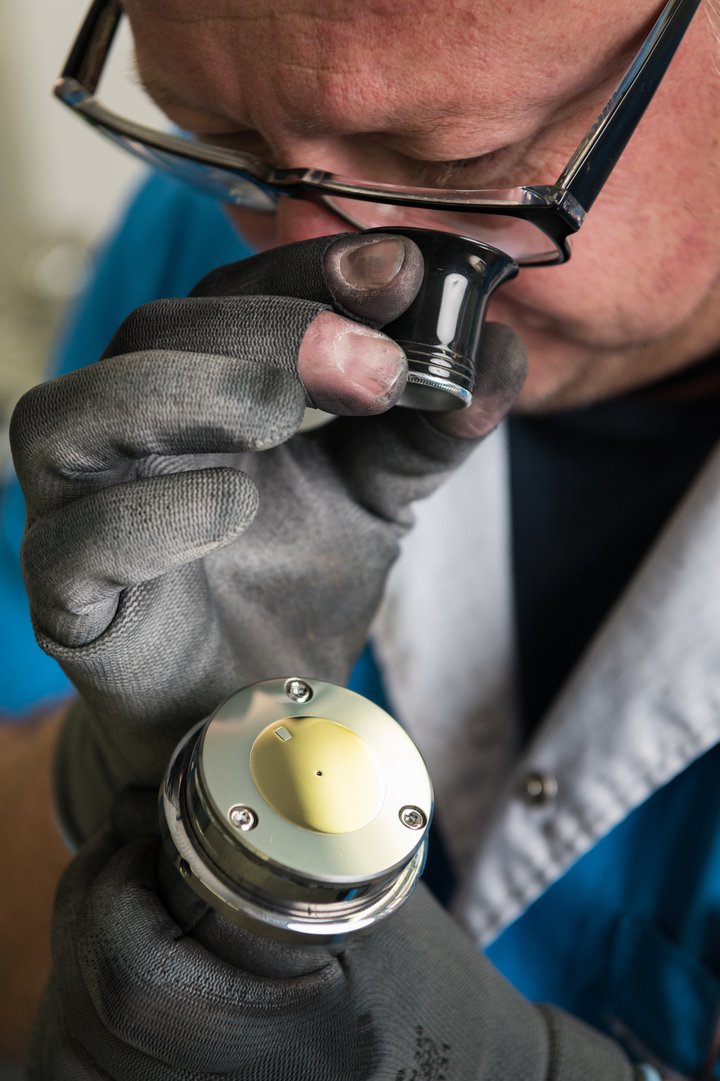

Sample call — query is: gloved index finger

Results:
[189,232,425,329]
[11,294,319,517]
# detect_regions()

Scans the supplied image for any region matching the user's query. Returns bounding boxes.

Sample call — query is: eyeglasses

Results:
[56,0,701,267]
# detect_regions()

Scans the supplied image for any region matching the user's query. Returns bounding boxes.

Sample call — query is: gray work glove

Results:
[11,231,526,845]
[28,792,636,1081]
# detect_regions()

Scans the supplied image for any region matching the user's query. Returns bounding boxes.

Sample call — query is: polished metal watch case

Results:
[160,677,433,945]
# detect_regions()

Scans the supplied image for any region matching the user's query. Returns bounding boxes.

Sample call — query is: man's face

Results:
[124,0,720,411]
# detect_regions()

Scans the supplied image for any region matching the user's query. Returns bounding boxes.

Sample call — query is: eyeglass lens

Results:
[323,195,561,262]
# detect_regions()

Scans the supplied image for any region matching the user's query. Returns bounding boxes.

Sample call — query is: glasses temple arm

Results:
[556,0,701,213]
[60,0,123,95]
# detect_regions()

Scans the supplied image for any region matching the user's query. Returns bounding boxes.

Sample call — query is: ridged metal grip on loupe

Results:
[367,227,519,412]
[160,678,433,946]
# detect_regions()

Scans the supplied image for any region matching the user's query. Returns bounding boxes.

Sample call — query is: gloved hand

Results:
[10,231,526,845]
[28,793,635,1081]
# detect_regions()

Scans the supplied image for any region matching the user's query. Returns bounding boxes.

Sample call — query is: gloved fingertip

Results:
[338,237,406,288]
[300,312,407,415]
[216,467,260,531]
[324,233,424,325]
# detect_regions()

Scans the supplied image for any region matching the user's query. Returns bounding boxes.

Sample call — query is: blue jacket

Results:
[2,173,719,1079]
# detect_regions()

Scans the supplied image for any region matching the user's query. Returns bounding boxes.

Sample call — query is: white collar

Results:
[373,429,720,943]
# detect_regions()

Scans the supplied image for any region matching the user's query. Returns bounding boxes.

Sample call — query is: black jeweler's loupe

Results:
[366,227,519,412]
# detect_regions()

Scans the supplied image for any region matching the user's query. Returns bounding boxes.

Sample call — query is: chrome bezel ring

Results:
[160,677,433,944]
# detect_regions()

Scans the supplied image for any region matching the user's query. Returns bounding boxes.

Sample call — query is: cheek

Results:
[510,73,720,350]
[504,186,717,349]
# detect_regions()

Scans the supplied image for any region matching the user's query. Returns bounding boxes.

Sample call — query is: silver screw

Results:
[399,805,426,831]
[285,678,313,704]
[229,805,258,831]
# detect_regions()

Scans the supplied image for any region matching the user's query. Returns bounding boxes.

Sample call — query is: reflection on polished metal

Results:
[284,677,313,704]
[367,228,518,411]
[399,806,427,831]
[160,678,433,945]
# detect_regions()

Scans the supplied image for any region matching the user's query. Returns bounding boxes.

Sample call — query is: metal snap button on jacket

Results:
[520,771,559,806]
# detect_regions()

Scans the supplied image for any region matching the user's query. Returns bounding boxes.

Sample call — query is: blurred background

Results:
[0,11,169,1075]
[0,0,163,470]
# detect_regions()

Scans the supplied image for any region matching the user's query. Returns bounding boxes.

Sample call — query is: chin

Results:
[512,366,580,415]
[488,292,635,414]
[507,331,627,414]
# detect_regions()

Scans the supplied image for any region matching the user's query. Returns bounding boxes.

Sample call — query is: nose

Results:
[227,133,386,252]
[225,197,356,255]
[268,130,396,246]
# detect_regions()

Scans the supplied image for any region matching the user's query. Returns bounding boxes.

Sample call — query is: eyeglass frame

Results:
[55,0,702,266]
